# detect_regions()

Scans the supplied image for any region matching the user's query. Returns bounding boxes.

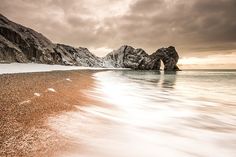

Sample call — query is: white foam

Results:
[0,63,128,75]
[19,100,31,105]
[66,78,72,82]
[34,93,41,97]
[48,70,236,157]
[47,88,56,92]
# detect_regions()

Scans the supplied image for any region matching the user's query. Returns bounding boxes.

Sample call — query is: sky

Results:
[0,0,236,68]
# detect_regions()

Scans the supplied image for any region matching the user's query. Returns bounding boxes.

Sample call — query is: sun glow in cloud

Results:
[179,53,236,65]
[90,47,114,57]
[83,0,136,19]
[179,52,236,69]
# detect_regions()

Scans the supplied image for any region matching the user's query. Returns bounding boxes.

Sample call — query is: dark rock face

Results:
[0,14,56,64]
[0,35,28,63]
[151,46,180,71]
[0,14,180,71]
[103,45,160,70]
[103,45,150,69]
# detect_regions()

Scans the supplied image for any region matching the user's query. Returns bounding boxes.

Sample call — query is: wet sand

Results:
[0,70,97,156]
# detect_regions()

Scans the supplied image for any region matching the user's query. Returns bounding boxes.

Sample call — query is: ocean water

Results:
[49,70,236,157]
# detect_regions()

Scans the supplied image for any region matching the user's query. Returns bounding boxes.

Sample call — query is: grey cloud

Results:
[104,0,236,55]
[0,0,236,57]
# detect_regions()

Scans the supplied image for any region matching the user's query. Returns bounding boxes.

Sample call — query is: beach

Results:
[1,1,235,156]
[0,70,97,156]
[0,69,236,157]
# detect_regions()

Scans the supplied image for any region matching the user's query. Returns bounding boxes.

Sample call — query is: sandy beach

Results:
[1,69,236,157]
[0,70,97,156]
[1,1,235,156]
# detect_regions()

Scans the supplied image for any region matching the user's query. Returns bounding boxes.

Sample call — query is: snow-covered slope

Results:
[55,44,103,67]
[0,63,115,74]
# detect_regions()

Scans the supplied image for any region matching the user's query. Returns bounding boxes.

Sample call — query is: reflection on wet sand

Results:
[119,70,177,89]
[161,71,177,89]
[49,70,236,157]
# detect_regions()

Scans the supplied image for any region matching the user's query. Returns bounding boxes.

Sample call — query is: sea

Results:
[49,70,236,157]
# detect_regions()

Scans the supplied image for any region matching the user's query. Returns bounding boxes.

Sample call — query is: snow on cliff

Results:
[0,63,108,74]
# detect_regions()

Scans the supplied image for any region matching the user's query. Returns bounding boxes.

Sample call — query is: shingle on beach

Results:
[0,70,95,156]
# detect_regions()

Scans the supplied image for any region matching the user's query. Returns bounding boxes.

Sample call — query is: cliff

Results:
[0,14,180,71]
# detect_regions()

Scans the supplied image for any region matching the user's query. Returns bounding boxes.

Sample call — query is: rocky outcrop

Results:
[151,46,180,71]
[55,44,103,67]
[103,45,160,70]
[0,14,180,71]
[103,45,180,70]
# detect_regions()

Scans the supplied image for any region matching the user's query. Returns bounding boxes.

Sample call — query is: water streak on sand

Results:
[34,93,41,97]
[19,100,31,105]
[48,88,56,93]
[66,78,72,82]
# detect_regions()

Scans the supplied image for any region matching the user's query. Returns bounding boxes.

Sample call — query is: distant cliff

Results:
[0,14,180,71]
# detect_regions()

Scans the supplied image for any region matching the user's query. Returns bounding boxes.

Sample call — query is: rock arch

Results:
[152,46,180,71]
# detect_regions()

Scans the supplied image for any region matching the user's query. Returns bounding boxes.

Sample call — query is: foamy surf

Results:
[48,70,236,157]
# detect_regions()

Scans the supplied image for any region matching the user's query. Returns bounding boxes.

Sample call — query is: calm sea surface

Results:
[49,70,236,157]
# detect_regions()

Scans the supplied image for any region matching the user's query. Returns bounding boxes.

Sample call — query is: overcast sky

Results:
[0,0,236,66]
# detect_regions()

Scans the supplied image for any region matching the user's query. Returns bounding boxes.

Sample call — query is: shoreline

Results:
[0,63,130,75]
[0,70,99,156]
[1,69,235,157]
